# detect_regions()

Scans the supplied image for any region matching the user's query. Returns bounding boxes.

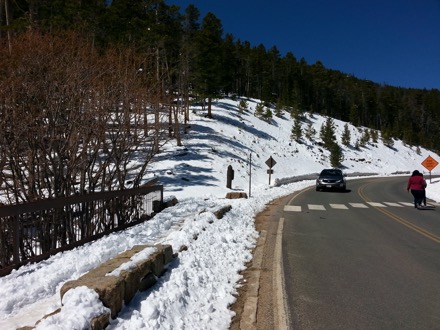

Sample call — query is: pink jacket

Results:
[407,175,426,191]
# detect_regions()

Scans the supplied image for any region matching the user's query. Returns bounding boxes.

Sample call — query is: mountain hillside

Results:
[148,97,439,200]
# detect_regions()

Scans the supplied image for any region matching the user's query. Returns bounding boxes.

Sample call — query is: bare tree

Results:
[0,31,171,204]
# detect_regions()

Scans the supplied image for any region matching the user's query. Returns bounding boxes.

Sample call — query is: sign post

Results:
[249,153,252,198]
[421,155,439,183]
[265,156,277,185]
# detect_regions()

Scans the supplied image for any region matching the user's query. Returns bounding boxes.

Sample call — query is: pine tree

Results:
[360,129,370,146]
[370,129,378,143]
[180,4,201,128]
[221,33,238,96]
[320,117,336,149]
[349,103,360,127]
[192,12,224,118]
[238,99,248,113]
[262,107,273,122]
[330,143,344,168]
[255,103,264,118]
[341,123,351,146]
[305,122,316,141]
[274,103,284,117]
[382,130,394,148]
[291,119,302,142]
[290,108,302,120]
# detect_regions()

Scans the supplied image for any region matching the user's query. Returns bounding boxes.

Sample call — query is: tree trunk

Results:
[173,105,182,146]
[207,97,212,118]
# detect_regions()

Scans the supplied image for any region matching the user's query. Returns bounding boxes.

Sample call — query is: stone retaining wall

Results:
[19,244,174,330]
[17,202,234,330]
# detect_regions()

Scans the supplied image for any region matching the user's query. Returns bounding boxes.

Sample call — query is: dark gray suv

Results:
[316,169,346,191]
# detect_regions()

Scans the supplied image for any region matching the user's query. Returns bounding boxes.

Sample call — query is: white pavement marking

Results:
[308,204,326,210]
[284,202,415,212]
[367,202,387,207]
[349,203,369,208]
[274,219,289,330]
[384,202,403,207]
[330,204,348,209]
[284,205,302,212]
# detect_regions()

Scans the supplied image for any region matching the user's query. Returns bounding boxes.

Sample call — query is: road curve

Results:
[282,176,440,329]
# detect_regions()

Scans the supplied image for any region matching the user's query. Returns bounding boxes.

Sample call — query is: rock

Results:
[225,192,248,199]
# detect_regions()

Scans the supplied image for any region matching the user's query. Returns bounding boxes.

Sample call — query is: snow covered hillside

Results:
[149,97,438,200]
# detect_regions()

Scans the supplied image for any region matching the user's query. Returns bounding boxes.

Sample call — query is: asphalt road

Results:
[281,176,440,329]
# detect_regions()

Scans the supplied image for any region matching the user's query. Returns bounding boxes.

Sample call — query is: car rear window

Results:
[321,170,342,176]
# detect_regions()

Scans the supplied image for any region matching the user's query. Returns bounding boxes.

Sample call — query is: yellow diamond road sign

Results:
[266,156,276,168]
[421,155,439,172]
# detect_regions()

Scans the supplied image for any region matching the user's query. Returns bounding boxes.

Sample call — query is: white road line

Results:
[329,204,348,209]
[349,203,369,208]
[384,202,403,207]
[284,205,302,212]
[308,204,326,210]
[285,202,416,212]
[367,202,387,207]
[274,219,289,330]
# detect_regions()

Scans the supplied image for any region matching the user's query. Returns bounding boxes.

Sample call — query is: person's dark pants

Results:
[411,189,424,207]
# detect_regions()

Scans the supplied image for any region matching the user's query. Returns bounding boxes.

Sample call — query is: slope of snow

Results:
[147,98,437,199]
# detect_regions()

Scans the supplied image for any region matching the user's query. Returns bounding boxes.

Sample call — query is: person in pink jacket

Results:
[407,170,427,208]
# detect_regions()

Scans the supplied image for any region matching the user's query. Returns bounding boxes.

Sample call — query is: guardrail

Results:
[0,182,163,277]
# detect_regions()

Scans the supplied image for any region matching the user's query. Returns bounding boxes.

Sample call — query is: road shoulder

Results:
[230,194,293,330]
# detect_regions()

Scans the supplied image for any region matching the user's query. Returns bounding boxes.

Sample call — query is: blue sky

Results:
[170,0,440,90]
